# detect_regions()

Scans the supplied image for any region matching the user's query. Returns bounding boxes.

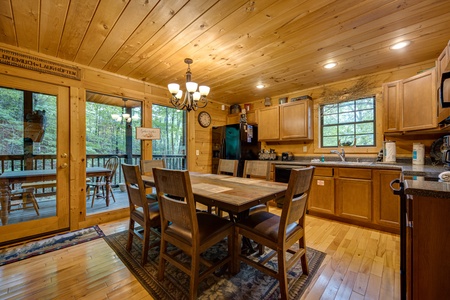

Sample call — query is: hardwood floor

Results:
[0,206,400,299]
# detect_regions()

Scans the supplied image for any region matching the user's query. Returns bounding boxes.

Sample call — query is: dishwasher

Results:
[274,165,305,207]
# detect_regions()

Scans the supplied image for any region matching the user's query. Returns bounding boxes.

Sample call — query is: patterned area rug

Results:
[0,225,105,266]
[104,229,325,300]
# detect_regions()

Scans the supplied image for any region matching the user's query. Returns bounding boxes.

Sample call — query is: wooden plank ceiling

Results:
[1,0,450,105]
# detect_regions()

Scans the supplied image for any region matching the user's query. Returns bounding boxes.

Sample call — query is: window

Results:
[152,105,187,170]
[321,97,375,147]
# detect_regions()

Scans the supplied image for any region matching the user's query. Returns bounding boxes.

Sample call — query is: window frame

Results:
[320,96,376,148]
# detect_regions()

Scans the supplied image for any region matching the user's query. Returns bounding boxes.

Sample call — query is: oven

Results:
[274,164,305,207]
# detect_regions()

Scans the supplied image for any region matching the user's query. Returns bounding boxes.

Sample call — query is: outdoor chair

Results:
[87,156,119,207]
[234,166,315,300]
[8,186,40,216]
[153,168,234,300]
[122,163,161,265]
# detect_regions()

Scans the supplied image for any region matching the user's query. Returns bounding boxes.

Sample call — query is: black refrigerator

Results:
[212,123,260,177]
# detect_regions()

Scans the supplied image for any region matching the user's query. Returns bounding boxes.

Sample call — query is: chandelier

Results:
[167,58,210,112]
[111,99,139,125]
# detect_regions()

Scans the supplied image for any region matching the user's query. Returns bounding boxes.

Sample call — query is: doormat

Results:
[104,229,326,299]
[0,225,105,266]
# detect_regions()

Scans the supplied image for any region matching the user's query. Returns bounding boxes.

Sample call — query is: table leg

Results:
[0,182,10,225]
[105,176,110,207]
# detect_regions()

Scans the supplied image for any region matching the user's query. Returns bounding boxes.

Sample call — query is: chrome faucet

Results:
[330,148,346,161]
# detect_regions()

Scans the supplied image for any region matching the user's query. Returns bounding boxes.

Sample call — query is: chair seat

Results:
[165,212,233,246]
[237,211,302,243]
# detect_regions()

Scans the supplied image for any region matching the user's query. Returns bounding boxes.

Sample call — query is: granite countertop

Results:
[405,179,450,198]
[268,159,450,197]
[269,159,445,177]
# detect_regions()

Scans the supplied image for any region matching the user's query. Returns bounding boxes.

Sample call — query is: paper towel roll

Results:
[384,141,396,162]
[413,143,425,165]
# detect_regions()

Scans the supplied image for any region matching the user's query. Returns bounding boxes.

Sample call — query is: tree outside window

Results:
[321,97,376,147]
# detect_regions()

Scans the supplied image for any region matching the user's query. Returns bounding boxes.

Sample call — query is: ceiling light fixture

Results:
[323,62,337,69]
[256,84,265,89]
[111,99,139,125]
[390,40,411,50]
[167,58,210,112]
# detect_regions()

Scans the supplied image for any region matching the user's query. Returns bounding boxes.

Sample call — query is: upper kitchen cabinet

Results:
[258,106,280,140]
[401,68,437,131]
[280,100,313,140]
[383,68,437,132]
[258,100,313,141]
[382,80,402,132]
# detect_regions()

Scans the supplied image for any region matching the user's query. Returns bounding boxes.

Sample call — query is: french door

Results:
[0,74,70,243]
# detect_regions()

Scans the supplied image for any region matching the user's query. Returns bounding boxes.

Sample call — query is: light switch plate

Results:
[196,150,200,155]
[303,146,307,152]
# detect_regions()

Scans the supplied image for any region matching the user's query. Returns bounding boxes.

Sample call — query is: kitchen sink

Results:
[315,161,373,166]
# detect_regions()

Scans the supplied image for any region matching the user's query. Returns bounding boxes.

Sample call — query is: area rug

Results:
[104,229,325,300]
[0,225,105,266]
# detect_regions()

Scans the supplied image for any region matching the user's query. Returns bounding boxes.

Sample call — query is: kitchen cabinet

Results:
[258,100,313,141]
[401,68,437,131]
[383,68,437,132]
[280,100,313,140]
[257,106,280,140]
[382,80,401,132]
[308,167,335,215]
[405,193,450,299]
[335,168,372,222]
[372,170,400,229]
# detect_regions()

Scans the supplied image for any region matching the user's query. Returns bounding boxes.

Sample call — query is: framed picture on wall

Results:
[136,127,161,140]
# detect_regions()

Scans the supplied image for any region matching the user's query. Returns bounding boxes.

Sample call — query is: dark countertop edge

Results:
[405,180,450,198]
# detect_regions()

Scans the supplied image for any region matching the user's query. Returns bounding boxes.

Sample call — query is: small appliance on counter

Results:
[281,152,294,161]
[442,135,450,170]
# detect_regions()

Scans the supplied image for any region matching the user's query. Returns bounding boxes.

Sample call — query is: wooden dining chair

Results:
[87,156,119,207]
[234,166,315,300]
[122,163,161,265]
[140,159,166,201]
[153,168,234,300]
[243,160,271,213]
[209,159,239,214]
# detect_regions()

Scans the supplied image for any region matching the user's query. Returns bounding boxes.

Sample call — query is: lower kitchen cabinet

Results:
[373,170,401,229]
[308,167,335,215]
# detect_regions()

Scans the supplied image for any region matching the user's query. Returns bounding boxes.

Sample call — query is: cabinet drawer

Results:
[338,168,372,179]
[314,167,334,177]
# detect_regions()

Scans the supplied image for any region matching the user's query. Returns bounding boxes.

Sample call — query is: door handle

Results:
[60,163,68,169]
[61,153,68,158]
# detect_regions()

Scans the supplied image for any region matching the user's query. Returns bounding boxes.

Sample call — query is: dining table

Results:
[0,167,111,225]
[141,171,288,217]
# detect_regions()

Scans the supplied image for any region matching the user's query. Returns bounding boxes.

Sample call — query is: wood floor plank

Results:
[1,212,400,300]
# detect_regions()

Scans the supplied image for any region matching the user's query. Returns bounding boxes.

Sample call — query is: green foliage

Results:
[321,97,375,147]
[151,105,186,155]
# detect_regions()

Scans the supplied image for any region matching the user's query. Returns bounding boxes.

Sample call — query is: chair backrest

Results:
[105,156,120,179]
[217,159,238,176]
[243,160,270,181]
[122,163,151,217]
[279,166,315,242]
[140,159,166,176]
[153,168,199,244]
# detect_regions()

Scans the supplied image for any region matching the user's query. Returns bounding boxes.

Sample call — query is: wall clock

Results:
[198,111,211,128]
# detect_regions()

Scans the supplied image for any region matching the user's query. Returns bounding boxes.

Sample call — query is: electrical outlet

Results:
[303,146,307,152]
[196,150,200,155]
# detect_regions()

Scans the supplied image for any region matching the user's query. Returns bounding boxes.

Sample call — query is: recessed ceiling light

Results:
[323,62,337,69]
[256,84,265,89]
[390,40,411,50]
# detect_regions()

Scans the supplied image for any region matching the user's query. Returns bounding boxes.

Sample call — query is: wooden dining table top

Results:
[142,172,287,215]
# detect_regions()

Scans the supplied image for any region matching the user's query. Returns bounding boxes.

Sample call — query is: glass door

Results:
[0,75,70,243]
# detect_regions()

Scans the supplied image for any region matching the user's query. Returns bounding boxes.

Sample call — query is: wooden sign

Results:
[136,127,161,140]
[0,48,81,80]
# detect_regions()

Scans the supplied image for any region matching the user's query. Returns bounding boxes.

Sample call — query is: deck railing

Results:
[0,154,186,196]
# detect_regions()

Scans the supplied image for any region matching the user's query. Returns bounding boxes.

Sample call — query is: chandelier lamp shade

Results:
[111,99,139,124]
[168,58,210,112]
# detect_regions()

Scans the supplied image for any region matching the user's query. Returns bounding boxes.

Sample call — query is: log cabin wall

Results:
[0,42,439,229]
